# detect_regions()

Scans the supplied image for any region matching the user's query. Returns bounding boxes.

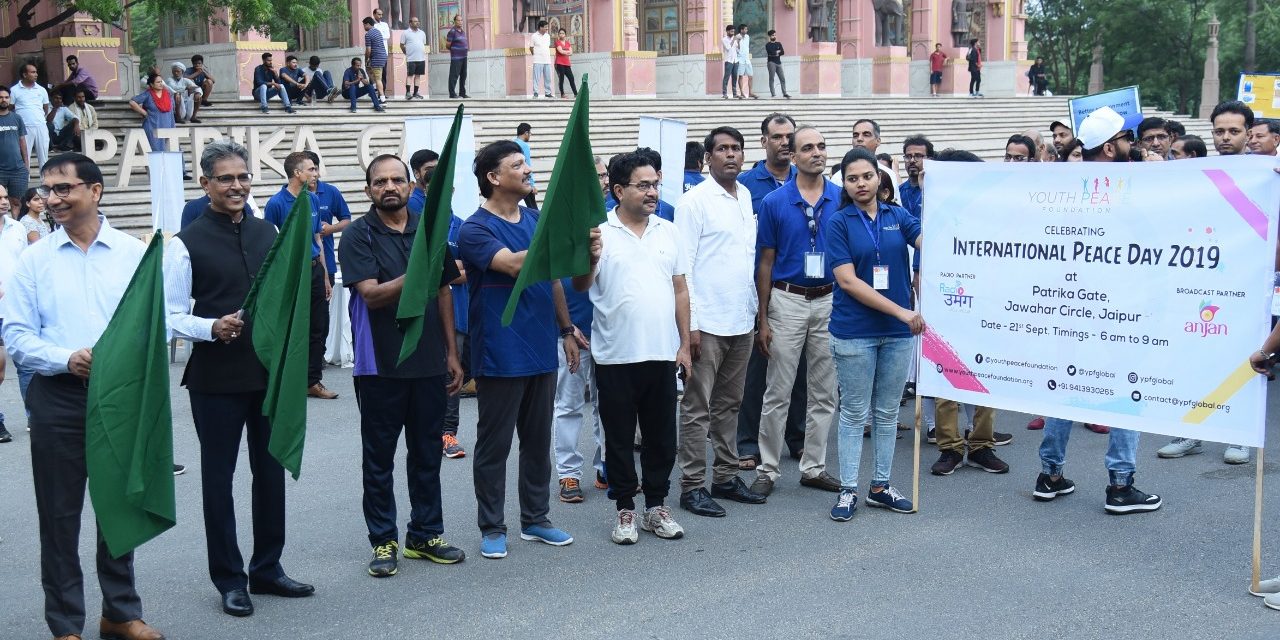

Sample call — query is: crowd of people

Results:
[2,71,1280,638]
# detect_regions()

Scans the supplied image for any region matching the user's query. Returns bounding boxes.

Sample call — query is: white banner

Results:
[147,151,185,232]
[638,116,687,207]
[917,156,1280,447]
[402,115,478,219]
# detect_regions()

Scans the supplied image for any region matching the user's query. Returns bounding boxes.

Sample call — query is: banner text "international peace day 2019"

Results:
[951,240,1221,269]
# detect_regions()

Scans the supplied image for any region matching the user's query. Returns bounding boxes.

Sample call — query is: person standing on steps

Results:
[764,30,789,99]
[966,38,983,97]
[929,43,946,97]
[553,28,578,99]
[446,15,470,99]
[401,16,428,100]
[530,21,554,99]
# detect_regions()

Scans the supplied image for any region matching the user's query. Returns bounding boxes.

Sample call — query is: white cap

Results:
[1077,106,1143,150]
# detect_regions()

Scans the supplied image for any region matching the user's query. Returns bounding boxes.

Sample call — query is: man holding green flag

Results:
[459,81,601,559]
[340,151,467,578]
[4,153,167,640]
[165,141,314,617]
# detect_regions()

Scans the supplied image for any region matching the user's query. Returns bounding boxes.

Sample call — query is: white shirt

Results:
[738,34,751,60]
[10,81,50,128]
[161,237,216,342]
[675,177,757,335]
[401,28,428,62]
[50,105,77,134]
[164,75,201,97]
[2,216,146,375]
[722,35,739,64]
[589,209,688,365]
[374,20,391,49]
[531,31,553,64]
[0,216,28,312]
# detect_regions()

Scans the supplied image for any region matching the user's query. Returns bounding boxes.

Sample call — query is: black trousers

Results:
[596,361,677,510]
[443,332,471,434]
[309,261,329,387]
[554,64,577,97]
[356,374,448,545]
[472,374,555,536]
[448,58,468,96]
[969,69,982,94]
[29,374,142,637]
[189,390,286,594]
[736,346,807,459]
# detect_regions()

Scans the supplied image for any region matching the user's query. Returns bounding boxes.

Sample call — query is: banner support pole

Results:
[911,393,922,513]
[1253,446,1265,595]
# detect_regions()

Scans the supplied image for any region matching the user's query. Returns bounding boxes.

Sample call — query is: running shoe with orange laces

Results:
[442,433,466,458]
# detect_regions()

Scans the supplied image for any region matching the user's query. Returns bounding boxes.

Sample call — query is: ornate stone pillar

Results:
[798,0,840,97]
[1198,16,1220,119]
[612,0,656,96]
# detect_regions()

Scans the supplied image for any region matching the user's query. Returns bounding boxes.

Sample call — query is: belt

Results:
[772,281,833,300]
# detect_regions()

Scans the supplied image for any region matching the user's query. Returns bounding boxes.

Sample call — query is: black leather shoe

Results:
[710,477,767,504]
[249,575,315,598]
[221,588,253,617]
[679,488,726,517]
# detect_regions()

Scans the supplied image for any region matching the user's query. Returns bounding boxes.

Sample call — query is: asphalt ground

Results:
[1,362,1279,639]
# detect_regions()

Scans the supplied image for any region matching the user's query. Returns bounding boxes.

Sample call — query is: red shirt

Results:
[554,39,572,66]
[930,51,946,73]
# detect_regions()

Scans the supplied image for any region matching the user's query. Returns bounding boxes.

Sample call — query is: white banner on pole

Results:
[147,150,185,232]
[917,156,1280,447]
[638,116,687,207]
[402,115,478,219]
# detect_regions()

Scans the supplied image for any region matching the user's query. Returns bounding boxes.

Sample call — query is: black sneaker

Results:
[966,448,1009,474]
[1032,473,1075,501]
[926,427,937,444]
[403,535,466,563]
[930,450,963,476]
[173,464,186,476]
[1105,483,1162,514]
[368,541,399,577]
[0,423,12,443]
[992,431,1013,446]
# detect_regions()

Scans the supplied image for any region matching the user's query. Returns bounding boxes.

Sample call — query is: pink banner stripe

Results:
[921,328,990,394]
[1203,169,1268,240]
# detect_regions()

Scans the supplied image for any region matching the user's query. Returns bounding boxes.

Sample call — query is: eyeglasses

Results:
[903,154,927,161]
[597,172,609,179]
[1140,133,1170,144]
[209,173,253,187]
[1004,154,1030,162]
[35,182,88,199]
[622,182,659,192]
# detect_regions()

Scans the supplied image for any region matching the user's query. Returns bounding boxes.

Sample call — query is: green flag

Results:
[242,194,313,479]
[397,104,465,365]
[501,75,607,325]
[86,234,176,559]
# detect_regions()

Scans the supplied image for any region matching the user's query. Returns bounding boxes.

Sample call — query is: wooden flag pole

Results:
[1253,446,1266,595]
[911,393,922,513]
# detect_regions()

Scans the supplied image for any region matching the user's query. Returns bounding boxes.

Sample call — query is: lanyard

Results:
[858,207,882,262]
[803,204,819,251]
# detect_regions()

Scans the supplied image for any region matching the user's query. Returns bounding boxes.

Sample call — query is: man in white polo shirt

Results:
[530,20,553,99]
[400,16,428,100]
[11,63,51,171]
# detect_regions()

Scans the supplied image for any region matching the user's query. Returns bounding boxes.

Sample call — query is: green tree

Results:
[0,0,342,50]
[1026,0,1098,96]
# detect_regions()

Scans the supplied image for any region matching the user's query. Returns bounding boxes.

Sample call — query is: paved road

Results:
[1,363,1278,639]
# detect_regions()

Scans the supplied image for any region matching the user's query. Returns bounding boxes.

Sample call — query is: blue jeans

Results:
[1039,418,1139,486]
[831,335,914,491]
[344,84,382,110]
[17,362,33,418]
[306,70,333,99]
[532,63,553,96]
[255,84,291,109]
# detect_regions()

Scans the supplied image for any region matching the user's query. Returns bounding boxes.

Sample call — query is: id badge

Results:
[804,252,825,279]
[873,265,889,290]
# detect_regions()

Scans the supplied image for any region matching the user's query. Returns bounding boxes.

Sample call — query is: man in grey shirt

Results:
[0,85,29,210]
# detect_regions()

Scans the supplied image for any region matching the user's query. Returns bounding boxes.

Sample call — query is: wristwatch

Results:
[560,326,575,338]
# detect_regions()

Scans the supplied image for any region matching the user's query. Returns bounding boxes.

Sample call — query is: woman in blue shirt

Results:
[128,73,175,152]
[823,147,923,521]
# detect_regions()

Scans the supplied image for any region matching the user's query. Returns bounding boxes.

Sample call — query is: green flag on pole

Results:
[501,75,606,325]
[86,233,176,558]
[242,194,313,479]
[397,104,465,365]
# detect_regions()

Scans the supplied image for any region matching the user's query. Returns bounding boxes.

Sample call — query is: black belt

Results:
[773,281,833,300]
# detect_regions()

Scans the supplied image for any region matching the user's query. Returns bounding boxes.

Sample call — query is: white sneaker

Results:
[1266,592,1280,611]
[611,509,639,545]
[1224,445,1251,465]
[1251,575,1280,596]
[641,505,685,540]
[1156,438,1203,458]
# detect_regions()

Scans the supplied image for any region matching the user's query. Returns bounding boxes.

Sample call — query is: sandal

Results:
[738,456,759,471]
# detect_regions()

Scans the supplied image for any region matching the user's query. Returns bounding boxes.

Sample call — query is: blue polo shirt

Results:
[181,195,211,229]
[408,186,426,217]
[314,181,351,275]
[738,161,797,213]
[899,180,924,272]
[825,201,921,339]
[561,277,593,340]
[758,177,842,286]
[263,186,322,259]
[513,137,536,188]
[602,193,674,222]
[457,206,557,377]
[683,170,705,192]
[447,215,469,334]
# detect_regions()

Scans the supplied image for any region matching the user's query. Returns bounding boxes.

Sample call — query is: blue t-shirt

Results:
[683,170,705,192]
[457,206,557,377]
[513,137,535,187]
[263,186,322,259]
[181,195,211,229]
[899,180,924,272]
[825,201,921,340]
[738,161,797,213]
[365,29,388,68]
[602,194,674,222]
[314,181,351,275]
[447,215,469,334]
[408,186,426,217]
[758,178,842,286]
[561,277,593,340]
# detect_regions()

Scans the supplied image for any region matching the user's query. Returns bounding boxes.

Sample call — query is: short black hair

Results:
[365,153,411,185]
[685,141,705,170]
[1210,100,1255,129]
[1164,119,1186,137]
[516,122,532,136]
[726,25,736,33]
[1137,117,1167,139]
[607,151,657,199]
[410,148,440,174]
[877,168,897,204]
[1005,134,1037,158]
[538,20,548,28]
[836,147,881,207]
[285,54,298,64]
[66,55,78,63]
[351,57,361,65]
[41,152,104,187]
[969,38,978,46]
[737,23,746,30]
[634,146,662,171]
[703,126,744,154]
[1253,119,1280,136]
[901,134,935,158]
[303,150,320,169]
[937,148,984,162]
[876,153,893,166]
[853,119,881,138]
[788,125,823,155]
[767,29,776,36]
[760,112,796,136]
[191,54,204,64]
[262,52,273,62]
[284,151,313,179]
[363,16,375,26]
[309,55,321,66]
[1175,134,1207,158]
[474,139,524,198]
[1055,139,1082,162]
